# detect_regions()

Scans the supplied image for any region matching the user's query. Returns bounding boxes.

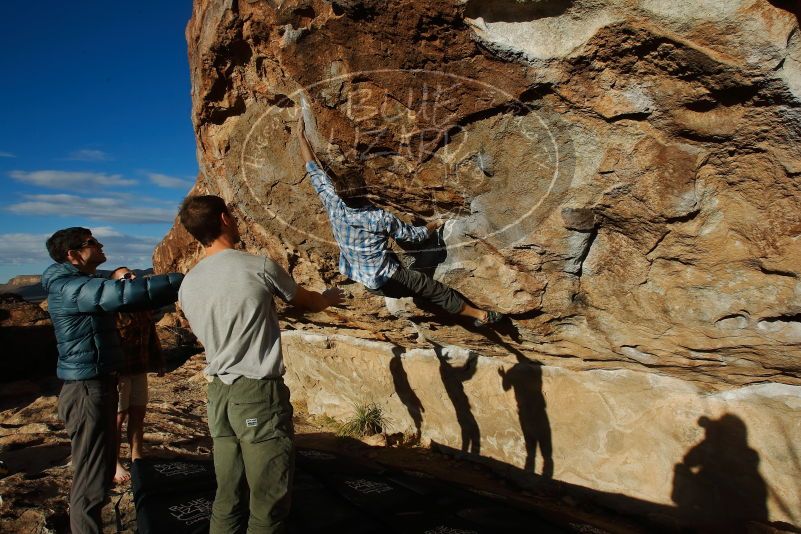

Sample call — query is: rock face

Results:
[1,275,41,288]
[282,330,801,529]
[157,0,801,526]
[0,275,45,302]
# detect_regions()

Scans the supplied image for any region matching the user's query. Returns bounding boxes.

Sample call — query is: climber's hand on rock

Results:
[426,219,445,234]
[297,116,316,164]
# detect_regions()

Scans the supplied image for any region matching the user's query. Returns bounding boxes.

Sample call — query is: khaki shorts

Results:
[117,373,148,412]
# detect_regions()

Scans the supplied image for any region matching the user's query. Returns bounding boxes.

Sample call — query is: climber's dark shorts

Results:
[367,264,466,315]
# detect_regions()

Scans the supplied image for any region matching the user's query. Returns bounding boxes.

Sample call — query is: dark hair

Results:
[179,195,228,246]
[110,266,130,279]
[334,165,370,208]
[46,227,92,263]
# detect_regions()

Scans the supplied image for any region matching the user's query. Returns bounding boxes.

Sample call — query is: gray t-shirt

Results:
[178,249,298,384]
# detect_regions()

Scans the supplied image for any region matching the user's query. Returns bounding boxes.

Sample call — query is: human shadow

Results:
[477,325,554,478]
[389,347,425,438]
[431,343,481,455]
[410,309,555,476]
[499,353,553,478]
[671,413,768,529]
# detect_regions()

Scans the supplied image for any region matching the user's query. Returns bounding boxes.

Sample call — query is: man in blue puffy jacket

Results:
[42,227,183,534]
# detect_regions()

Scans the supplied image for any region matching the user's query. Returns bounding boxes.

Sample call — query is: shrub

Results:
[337,402,386,437]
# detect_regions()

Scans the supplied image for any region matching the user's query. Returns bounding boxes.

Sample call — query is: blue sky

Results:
[0,2,196,283]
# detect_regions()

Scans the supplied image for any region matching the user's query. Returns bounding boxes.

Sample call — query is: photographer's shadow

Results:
[671,413,767,529]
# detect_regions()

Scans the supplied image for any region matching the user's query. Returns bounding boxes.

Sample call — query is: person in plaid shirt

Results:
[298,117,503,327]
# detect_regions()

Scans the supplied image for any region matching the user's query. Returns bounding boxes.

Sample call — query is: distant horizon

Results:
[0,2,196,283]
[1,266,156,287]
[2,273,41,285]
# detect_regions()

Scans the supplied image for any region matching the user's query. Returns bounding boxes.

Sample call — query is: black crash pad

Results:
[130,449,569,534]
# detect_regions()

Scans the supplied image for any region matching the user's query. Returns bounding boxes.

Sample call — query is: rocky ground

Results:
[0,353,665,534]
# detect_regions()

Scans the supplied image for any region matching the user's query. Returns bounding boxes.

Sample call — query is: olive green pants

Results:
[207,376,294,534]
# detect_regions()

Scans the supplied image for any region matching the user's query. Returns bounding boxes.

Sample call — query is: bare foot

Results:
[114,462,130,484]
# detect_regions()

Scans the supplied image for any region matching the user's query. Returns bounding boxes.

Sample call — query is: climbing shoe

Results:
[474,310,504,328]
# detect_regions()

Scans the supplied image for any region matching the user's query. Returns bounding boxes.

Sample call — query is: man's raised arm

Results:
[297,115,316,164]
[290,285,345,313]
[297,116,343,214]
[72,273,183,314]
[384,211,444,244]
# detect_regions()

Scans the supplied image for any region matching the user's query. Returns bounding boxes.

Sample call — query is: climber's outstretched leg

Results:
[368,264,504,327]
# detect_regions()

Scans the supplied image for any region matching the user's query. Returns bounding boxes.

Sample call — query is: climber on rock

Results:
[297,115,504,327]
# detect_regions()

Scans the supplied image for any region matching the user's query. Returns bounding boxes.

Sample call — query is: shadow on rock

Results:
[432,344,481,455]
[465,0,574,23]
[397,227,448,277]
[389,347,425,438]
[499,354,553,478]
[671,413,768,529]
[470,324,553,478]
[2,442,71,479]
[156,324,203,373]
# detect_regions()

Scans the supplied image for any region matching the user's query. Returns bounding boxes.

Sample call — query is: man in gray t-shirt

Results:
[179,250,297,382]
[177,195,343,534]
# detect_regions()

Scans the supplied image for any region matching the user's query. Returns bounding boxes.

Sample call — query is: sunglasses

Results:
[76,237,102,249]
[121,271,135,280]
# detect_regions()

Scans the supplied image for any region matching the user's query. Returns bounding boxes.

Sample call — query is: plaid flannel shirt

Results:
[307,161,430,289]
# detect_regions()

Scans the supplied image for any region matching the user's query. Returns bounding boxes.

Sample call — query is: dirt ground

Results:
[0,355,659,534]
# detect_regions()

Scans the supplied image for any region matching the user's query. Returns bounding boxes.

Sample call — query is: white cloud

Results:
[90,226,125,238]
[67,149,111,162]
[0,230,162,270]
[6,193,177,224]
[147,173,194,189]
[9,170,137,188]
[0,151,15,158]
[0,233,51,265]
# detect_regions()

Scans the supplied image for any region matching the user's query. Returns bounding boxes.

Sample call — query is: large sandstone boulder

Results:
[156,0,801,527]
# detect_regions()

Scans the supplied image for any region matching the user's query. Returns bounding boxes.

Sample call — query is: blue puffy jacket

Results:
[42,262,184,380]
